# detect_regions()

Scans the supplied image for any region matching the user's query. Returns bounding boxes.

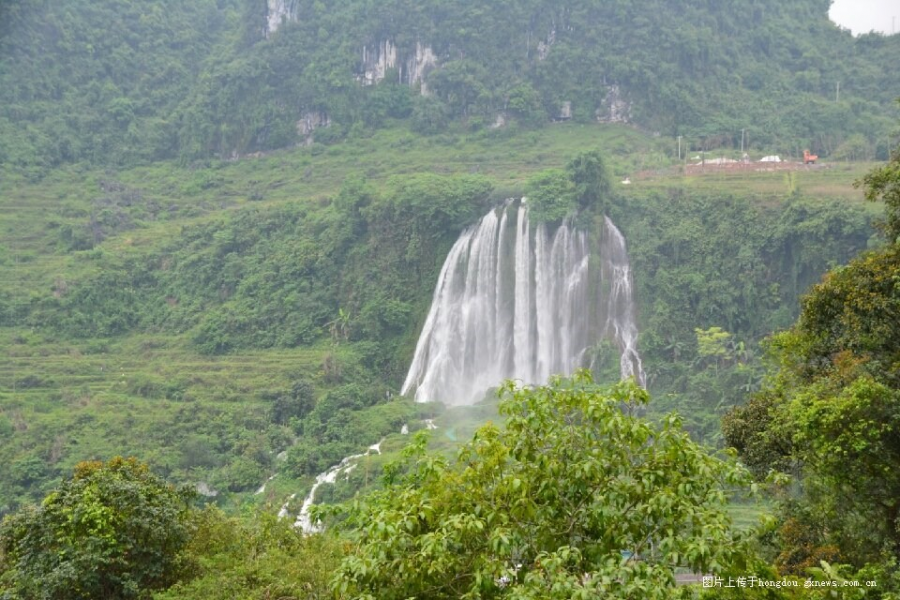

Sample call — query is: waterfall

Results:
[402,201,644,406]
[601,216,644,385]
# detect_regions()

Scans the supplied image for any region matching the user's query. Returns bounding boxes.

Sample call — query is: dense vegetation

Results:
[35,172,491,356]
[0,0,240,171]
[1,0,898,173]
[724,144,900,580]
[3,0,900,595]
[0,458,195,599]
[0,131,875,513]
[614,188,876,443]
[332,374,751,599]
[0,379,755,599]
[0,458,344,599]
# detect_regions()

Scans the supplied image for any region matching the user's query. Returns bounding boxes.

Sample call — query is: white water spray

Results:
[402,201,644,405]
[601,216,644,384]
[293,439,383,534]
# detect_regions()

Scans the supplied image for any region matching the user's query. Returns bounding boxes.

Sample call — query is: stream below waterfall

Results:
[275,202,644,532]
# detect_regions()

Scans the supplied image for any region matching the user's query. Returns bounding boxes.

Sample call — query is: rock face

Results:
[262,0,440,93]
[265,0,297,37]
[359,40,438,93]
[360,40,399,85]
[536,29,556,61]
[296,110,331,144]
[259,8,629,127]
[407,42,438,93]
[596,85,632,123]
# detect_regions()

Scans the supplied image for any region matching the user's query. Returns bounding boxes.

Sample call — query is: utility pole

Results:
[677,135,682,160]
[741,129,745,154]
[836,81,840,103]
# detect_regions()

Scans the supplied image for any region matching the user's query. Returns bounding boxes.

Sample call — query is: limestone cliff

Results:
[266,0,297,37]
[359,40,438,94]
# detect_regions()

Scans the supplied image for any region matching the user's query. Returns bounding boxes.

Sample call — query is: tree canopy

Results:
[0,458,196,600]
[333,373,752,599]
[724,138,900,573]
[861,139,900,243]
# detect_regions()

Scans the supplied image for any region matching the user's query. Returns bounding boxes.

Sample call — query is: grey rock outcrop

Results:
[359,40,438,94]
[265,0,298,37]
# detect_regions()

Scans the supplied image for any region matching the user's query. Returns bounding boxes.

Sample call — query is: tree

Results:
[724,136,900,570]
[695,326,733,373]
[721,388,793,480]
[506,82,545,126]
[272,378,317,425]
[566,150,612,211]
[332,373,752,599]
[524,169,576,223]
[428,60,490,117]
[860,134,900,243]
[0,458,196,600]
[154,509,342,600]
[410,95,451,134]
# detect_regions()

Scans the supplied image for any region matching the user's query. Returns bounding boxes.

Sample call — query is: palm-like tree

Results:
[327,307,351,344]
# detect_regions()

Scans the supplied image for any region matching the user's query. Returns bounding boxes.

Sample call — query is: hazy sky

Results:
[830,0,898,35]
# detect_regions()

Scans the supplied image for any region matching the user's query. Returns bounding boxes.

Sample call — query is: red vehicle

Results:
[803,149,818,164]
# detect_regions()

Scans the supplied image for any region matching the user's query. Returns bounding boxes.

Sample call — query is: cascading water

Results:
[292,439,383,533]
[402,201,644,405]
[600,215,644,384]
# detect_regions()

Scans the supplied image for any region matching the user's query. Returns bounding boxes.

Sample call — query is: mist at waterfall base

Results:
[402,200,644,406]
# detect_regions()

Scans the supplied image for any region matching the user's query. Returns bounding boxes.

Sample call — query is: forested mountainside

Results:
[0,124,878,512]
[3,0,900,596]
[0,129,887,594]
[1,0,899,171]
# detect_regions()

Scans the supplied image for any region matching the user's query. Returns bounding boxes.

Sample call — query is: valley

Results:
[2,0,899,596]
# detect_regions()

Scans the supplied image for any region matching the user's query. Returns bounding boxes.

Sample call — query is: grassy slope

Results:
[1,123,872,291]
[0,122,879,514]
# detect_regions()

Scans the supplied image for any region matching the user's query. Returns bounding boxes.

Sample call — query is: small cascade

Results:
[255,473,277,495]
[277,494,295,519]
[293,439,383,534]
[402,201,643,405]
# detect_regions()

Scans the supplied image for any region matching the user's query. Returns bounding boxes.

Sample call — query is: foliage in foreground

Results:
[0,458,195,600]
[0,458,343,600]
[724,138,900,585]
[332,373,753,599]
[155,509,342,600]
[725,241,900,572]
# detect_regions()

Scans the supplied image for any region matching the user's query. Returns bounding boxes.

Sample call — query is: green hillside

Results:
[1,0,898,172]
[2,1,900,595]
[0,122,880,514]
